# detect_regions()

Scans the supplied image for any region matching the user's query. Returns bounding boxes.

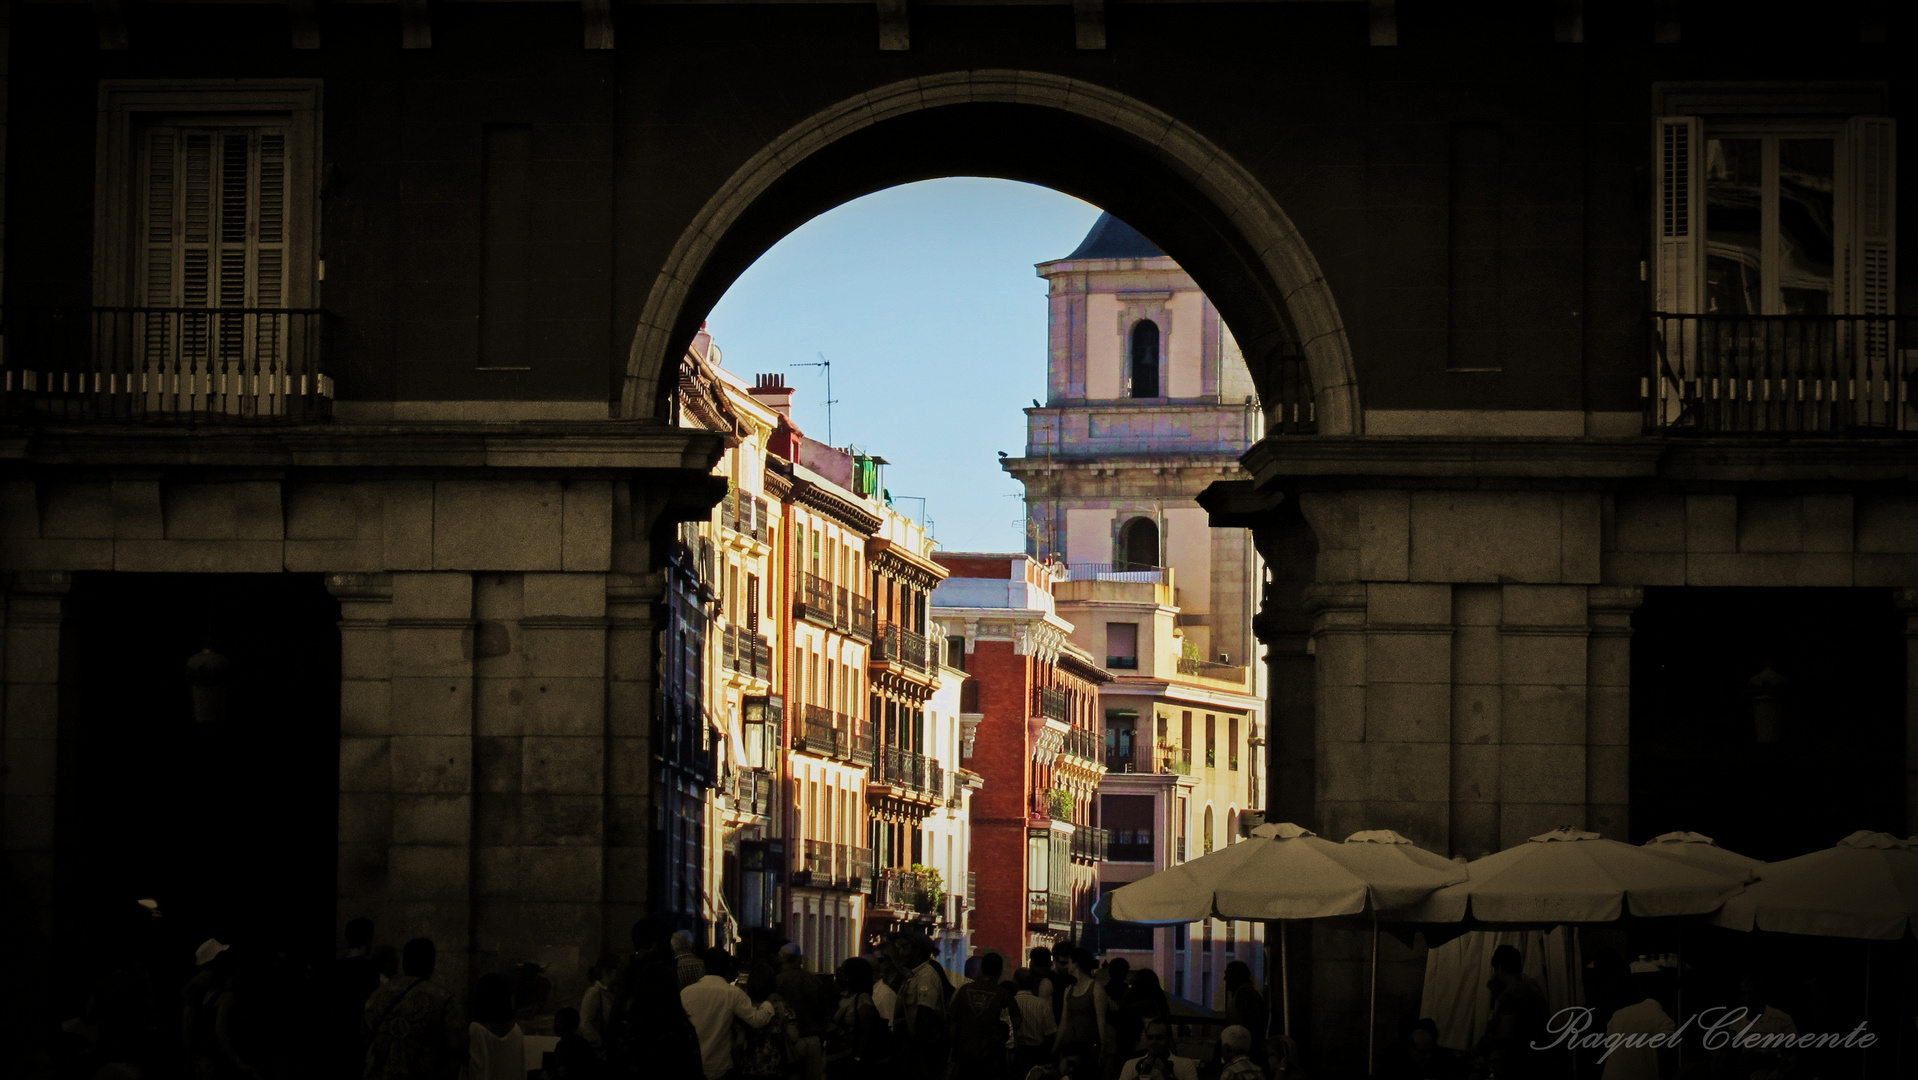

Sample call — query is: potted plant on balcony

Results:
[909,864,945,917]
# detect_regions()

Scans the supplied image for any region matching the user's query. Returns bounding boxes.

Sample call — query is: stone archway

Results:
[620,70,1359,434]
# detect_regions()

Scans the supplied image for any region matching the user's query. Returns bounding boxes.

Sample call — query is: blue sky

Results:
[703,178,1105,554]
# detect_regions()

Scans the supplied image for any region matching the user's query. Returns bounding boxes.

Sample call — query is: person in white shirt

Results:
[679,948,775,1080]
[1602,966,1677,1080]
[1117,1020,1199,1080]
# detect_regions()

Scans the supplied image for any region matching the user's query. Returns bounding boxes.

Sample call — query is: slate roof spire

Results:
[1062,212,1166,260]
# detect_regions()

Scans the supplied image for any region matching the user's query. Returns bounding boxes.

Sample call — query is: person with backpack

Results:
[949,951,1014,1079]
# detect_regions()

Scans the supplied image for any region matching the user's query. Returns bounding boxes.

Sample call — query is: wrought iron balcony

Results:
[1062,727,1102,763]
[875,623,931,674]
[794,705,870,766]
[1070,826,1110,863]
[722,491,769,543]
[876,866,937,913]
[848,593,876,641]
[2,306,333,422]
[1033,685,1070,723]
[721,626,773,682]
[796,572,837,628]
[874,744,932,793]
[1647,313,1915,435]
[720,768,772,817]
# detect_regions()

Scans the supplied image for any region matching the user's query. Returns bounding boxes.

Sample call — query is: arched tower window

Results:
[1128,319,1160,398]
[1119,517,1159,571]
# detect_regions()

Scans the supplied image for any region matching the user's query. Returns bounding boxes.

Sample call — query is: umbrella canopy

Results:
[1640,831,1766,878]
[1107,823,1465,924]
[1711,830,1918,940]
[1391,827,1753,925]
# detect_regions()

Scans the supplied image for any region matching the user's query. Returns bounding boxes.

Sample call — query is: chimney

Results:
[749,373,794,420]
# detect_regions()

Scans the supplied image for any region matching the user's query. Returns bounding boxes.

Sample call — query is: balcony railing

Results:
[1268,345,1316,435]
[797,572,836,628]
[1070,826,1110,863]
[1033,685,1070,723]
[794,705,871,766]
[795,840,870,893]
[1062,727,1101,763]
[2,306,333,422]
[876,623,931,674]
[1108,830,1155,863]
[1063,563,1170,584]
[874,744,933,794]
[848,594,876,641]
[1648,313,1915,434]
[876,866,937,913]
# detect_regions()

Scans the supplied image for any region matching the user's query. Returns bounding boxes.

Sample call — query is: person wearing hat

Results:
[1601,961,1677,1080]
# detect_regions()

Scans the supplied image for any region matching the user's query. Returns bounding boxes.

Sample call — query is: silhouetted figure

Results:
[1012,967,1059,1078]
[1054,947,1109,1076]
[826,956,889,1080]
[1218,1025,1266,1080]
[362,938,457,1080]
[681,947,773,1080]
[1116,969,1168,1058]
[776,943,832,1080]
[545,1006,600,1080]
[950,950,1014,1079]
[576,959,616,1053]
[1222,961,1267,1040]
[1473,945,1546,1080]
[670,934,703,991]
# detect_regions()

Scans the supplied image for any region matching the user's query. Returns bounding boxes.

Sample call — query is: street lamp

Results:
[742,694,783,769]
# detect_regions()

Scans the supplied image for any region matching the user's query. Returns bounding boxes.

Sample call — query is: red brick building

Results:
[931,555,1109,958]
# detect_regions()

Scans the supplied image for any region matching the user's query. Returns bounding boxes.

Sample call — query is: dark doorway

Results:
[1120,517,1159,571]
[1630,587,1905,861]
[56,573,341,983]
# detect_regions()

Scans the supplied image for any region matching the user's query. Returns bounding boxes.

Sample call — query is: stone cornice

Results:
[1233,436,1918,489]
[0,422,728,475]
[788,476,883,535]
[868,538,947,590]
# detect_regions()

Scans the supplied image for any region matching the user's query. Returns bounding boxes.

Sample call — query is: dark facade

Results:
[0,3,1912,1070]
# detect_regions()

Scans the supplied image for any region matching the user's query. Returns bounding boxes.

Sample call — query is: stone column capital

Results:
[1587,585,1644,637]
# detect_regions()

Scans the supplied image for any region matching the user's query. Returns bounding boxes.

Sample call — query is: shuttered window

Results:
[140,124,288,312]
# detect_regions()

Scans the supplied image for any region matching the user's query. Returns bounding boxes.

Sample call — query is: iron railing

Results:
[2,306,332,422]
[794,705,871,765]
[876,866,936,912]
[876,623,931,673]
[1268,345,1316,435]
[1078,826,1112,863]
[797,572,836,628]
[1648,313,1915,434]
[1034,685,1070,723]
[723,490,769,543]
[874,745,932,793]
[849,594,876,640]
[1063,727,1101,762]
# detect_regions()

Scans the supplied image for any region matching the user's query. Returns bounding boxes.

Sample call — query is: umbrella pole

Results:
[1368,910,1379,1076]
[1280,918,1292,1038]
[1860,943,1870,1080]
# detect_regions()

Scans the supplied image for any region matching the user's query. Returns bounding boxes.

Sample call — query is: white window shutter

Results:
[1844,115,1896,316]
[1653,116,1704,314]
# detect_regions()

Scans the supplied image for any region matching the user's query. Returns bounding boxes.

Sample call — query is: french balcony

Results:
[1647,313,1915,435]
[794,841,872,893]
[2,306,333,422]
[848,594,876,641]
[1062,727,1102,763]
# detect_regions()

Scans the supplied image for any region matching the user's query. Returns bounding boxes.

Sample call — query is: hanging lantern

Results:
[742,694,783,770]
[185,645,233,726]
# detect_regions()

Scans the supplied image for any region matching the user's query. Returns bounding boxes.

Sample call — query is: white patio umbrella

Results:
[1711,830,1917,939]
[1710,831,1917,1080]
[1106,822,1465,1053]
[1641,830,1766,877]
[1391,827,1753,925]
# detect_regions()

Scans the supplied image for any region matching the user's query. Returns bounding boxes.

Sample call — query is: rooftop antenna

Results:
[790,352,838,444]
[894,496,928,529]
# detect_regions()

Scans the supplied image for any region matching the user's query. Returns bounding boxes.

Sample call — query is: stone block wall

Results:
[0,466,692,1004]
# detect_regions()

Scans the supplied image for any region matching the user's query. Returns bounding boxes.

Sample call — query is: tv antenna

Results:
[790,353,839,444]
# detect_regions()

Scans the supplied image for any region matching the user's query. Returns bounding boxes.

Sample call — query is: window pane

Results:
[1704,137,1763,315]
[1777,138,1836,316]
